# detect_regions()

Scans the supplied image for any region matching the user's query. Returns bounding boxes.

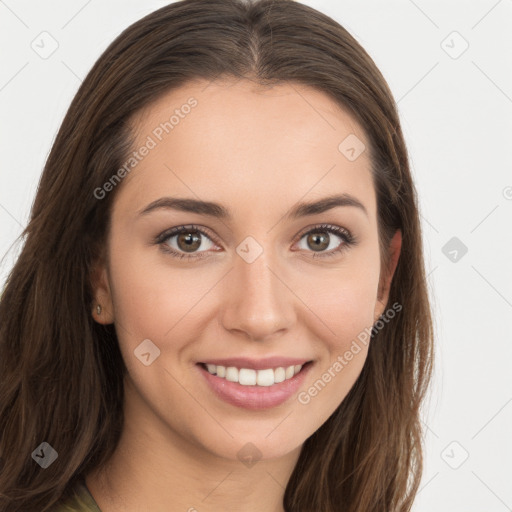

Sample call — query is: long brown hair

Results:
[0,0,434,510]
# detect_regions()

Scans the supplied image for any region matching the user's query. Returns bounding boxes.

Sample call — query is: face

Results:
[92,78,401,463]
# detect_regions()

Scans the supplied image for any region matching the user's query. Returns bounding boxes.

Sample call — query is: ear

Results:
[90,260,115,325]
[374,229,402,322]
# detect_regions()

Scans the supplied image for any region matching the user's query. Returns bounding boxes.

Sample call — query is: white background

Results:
[1,1,511,510]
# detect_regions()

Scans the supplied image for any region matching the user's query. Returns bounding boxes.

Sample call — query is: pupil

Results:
[179,232,200,252]
[309,232,328,251]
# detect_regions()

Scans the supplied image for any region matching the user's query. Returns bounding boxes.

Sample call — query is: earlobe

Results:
[90,263,115,324]
[374,229,402,321]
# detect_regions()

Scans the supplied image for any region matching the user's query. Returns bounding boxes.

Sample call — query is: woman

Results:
[0,0,434,510]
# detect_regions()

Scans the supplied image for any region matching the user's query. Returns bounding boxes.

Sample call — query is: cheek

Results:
[107,236,189,347]
[295,258,380,425]
[309,248,381,352]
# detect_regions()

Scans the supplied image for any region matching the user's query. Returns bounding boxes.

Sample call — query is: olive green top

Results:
[50,477,102,511]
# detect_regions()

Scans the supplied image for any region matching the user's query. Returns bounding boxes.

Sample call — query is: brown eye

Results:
[175,231,202,252]
[305,231,330,252]
[157,225,218,259]
[295,224,355,258]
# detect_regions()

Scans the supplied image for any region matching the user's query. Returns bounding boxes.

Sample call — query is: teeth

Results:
[239,368,256,385]
[256,368,274,386]
[225,366,238,382]
[203,364,304,386]
[274,367,285,383]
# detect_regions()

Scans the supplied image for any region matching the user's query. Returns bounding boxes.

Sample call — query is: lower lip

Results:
[196,362,313,410]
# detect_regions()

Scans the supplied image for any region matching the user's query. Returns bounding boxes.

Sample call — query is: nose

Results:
[219,246,296,342]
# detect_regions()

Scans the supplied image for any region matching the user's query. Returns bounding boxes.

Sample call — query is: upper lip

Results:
[198,357,312,370]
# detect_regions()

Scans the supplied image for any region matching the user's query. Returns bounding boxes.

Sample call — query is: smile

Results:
[196,360,314,410]
[202,363,304,387]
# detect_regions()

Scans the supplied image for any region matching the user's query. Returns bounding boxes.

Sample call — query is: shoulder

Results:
[49,477,102,512]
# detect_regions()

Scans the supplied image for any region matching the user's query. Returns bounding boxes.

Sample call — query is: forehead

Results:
[116,78,376,223]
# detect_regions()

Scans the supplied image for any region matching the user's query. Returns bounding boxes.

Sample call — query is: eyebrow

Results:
[138,193,368,220]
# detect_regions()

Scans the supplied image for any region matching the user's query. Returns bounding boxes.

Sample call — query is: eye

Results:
[155,224,219,260]
[294,223,356,258]
[154,223,357,261]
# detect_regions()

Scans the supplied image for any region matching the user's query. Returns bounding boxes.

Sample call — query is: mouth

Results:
[197,361,313,387]
[195,360,314,410]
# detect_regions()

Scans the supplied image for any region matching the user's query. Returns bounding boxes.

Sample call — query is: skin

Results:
[86,77,401,512]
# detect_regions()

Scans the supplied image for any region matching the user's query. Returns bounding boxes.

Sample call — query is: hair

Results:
[0,0,434,510]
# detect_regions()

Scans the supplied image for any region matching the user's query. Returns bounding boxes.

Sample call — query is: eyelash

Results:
[154,223,357,261]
